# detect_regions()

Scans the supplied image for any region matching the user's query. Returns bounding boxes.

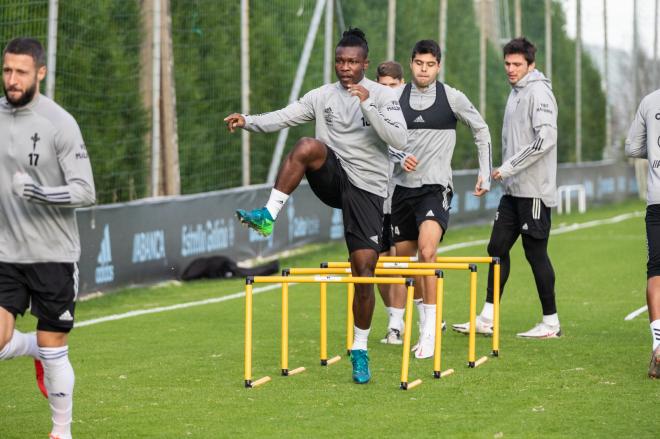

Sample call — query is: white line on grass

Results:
[624,305,648,321]
[438,211,643,253]
[74,283,285,328]
[75,210,644,329]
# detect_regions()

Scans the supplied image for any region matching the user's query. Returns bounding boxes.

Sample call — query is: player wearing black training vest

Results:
[390,40,492,359]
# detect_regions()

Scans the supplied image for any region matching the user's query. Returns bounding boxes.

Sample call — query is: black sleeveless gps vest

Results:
[399,81,457,130]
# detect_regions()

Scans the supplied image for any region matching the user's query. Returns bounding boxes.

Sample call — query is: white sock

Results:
[40,346,74,439]
[0,330,39,360]
[414,299,425,332]
[543,313,560,327]
[351,326,370,351]
[651,319,660,351]
[388,307,405,332]
[422,304,436,336]
[480,302,494,321]
[264,188,289,220]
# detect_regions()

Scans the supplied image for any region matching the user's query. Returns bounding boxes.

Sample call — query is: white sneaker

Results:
[451,315,493,336]
[411,321,445,351]
[380,328,403,345]
[516,322,561,339]
[414,333,435,359]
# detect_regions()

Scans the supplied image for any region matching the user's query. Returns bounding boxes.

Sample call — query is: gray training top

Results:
[626,88,660,206]
[498,70,558,207]
[244,77,408,198]
[0,94,96,263]
[390,81,492,191]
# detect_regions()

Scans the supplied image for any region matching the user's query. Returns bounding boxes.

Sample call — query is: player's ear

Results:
[37,65,46,82]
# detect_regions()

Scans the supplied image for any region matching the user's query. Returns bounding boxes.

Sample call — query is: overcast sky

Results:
[561,0,658,57]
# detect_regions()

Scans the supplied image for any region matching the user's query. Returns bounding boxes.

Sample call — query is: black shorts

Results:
[380,213,393,253]
[646,204,660,278]
[390,184,453,243]
[0,262,78,333]
[492,195,551,240]
[305,146,384,253]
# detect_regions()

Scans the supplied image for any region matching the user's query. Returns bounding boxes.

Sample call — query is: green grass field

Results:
[2,199,659,438]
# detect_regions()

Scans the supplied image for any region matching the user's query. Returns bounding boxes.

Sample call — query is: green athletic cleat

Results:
[236,207,274,237]
[350,349,371,384]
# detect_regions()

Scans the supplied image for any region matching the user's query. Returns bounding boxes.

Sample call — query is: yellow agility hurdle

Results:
[322,262,473,356]
[244,275,421,390]
[378,255,502,357]
[288,267,455,380]
[323,261,486,368]
[280,268,342,369]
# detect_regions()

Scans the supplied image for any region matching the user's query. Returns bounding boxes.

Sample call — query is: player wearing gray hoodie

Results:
[625,88,660,378]
[453,37,560,339]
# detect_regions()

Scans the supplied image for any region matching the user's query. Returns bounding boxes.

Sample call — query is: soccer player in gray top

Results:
[625,88,660,378]
[391,40,492,358]
[453,37,560,339]
[224,29,408,384]
[0,38,95,439]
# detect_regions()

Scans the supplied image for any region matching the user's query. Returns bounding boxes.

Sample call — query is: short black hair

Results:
[503,37,536,64]
[411,39,441,63]
[3,37,46,68]
[377,61,403,80]
[337,27,368,58]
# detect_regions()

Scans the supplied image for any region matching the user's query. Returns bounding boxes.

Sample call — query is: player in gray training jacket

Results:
[0,38,95,439]
[224,28,408,385]
[625,88,660,378]
[453,37,561,339]
[387,39,492,359]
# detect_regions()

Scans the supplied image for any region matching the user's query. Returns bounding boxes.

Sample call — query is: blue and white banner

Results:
[76,160,637,295]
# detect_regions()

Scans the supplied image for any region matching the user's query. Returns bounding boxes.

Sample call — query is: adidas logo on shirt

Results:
[426,209,435,217]
[370,235,379,244]
[522,223,529,231]
[413,115,425,123]
[59,310,74,321]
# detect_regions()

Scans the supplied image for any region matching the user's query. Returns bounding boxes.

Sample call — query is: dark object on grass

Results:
[181,256,279,280]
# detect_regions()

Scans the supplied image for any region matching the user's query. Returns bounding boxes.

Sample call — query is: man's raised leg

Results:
[236,138,327,236]
[0,307,45,397]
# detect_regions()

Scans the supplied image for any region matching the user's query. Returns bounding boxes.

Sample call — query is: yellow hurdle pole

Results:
[326,261,472,271]
[377,255,495,264]
[467,265,478,367]
[400,279,422,390]
[493,258,501,357]
[244,279,253,386]
[279,269,307,376]
[244,278,271,388]
[281,279,289,375]
[320,282,328,365]
[433,271,445,378]
[252,276,410,284]
[346,283,354,355]
[290,267,450,276]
